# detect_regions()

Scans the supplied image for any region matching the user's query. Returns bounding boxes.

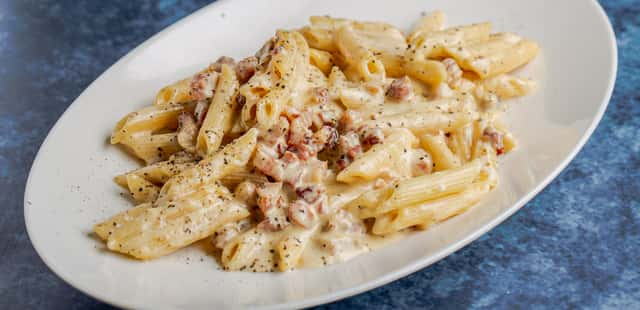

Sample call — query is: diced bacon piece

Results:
[358,125,384,149]
[288,200,318,229]
[256,182,285,214]
[193,101,209,126]
[234,181,257,207]
[253,144,284,181]
[235,56,258,84]
[295,184,325,204]
[176,112,198,153]
[483,127,505,155]
[210,56,236,72]
[339,131,363,159]
[288,113,312,147]
[339,110,362,132]
[386,76,412,101]
[255,37,276,67]
[190,72,218,101]
[311,87,329,104]
[412,149,433,176]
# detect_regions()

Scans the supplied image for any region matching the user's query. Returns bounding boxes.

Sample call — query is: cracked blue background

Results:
[0,1,638,309]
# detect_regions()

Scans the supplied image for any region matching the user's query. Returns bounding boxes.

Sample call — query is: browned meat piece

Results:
[386,76,412,100]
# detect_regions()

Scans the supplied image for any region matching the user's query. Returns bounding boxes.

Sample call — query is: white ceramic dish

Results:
[24,0,616,308]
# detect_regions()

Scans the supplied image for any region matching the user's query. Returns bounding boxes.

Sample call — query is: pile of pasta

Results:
[95,12,538,272]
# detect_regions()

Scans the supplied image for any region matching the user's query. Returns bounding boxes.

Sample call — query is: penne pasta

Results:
[196,64,240,156]
[97,13,539,271]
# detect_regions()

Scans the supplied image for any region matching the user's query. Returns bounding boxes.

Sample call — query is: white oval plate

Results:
[25,0,616,309]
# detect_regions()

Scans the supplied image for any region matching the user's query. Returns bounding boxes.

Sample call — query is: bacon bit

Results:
[176,112,198,153]
[358,126,384,149]
[288,200,317,228]
[256,182,285,214]
[190,72,218,101]
[314,126,339,150]
[386,76,412,101]
[339,131,363,160]
[236,94,246,107]
[295,185,324,204]
[287,113,312,147]
[235,56,258,84]
[193,101,209,126]
[234,181,257,206]
[211,56,236,72]
[483,127,505,155]
[339,110,362,132]
[413,151,434,176]
[311,87,329,104]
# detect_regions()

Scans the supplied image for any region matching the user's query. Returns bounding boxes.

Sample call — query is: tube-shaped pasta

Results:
[276,228,314,271]
[445,33,539,78]
[475,74,537,100]
[157,128,258,202]
[408,11,446,43]
[420,132,462,171]
[335,25,386,82]
[375,158,483,214]
[240,31,309,130]
[403,58,448,86]
[337,129,416,183]
[196,64,240,156]
[125,174,160,204]
[120,132,182,164]
[111,103,194,144]
[309,48,335,76]
[94,184,250,259]
[408,22,492,60]
[114,154,196,187]
[359,111,474,135]
[372,180,491,235]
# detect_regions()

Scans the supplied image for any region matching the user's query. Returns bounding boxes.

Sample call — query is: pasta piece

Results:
[219,168,268,190]
[111,103,193,144]
[420,132,462,171]
[157,128,258,202]
[339,84,384,109]
[407,22,492,60]
[309,48,335,76]
[359,111,474,135]
[450,123,474,163]
[444,33,539,78]
[372,180,492,235]
[475,74,537,100]
[352,158,483,219]
[240,31,309,130]
[125,174,160,204]
[403,58,448,86]
[119,132,182,164]
[94,184,249,259]
[408,11,446,43]
[154,66,219,106]
[221,228,272,271]
[337,129,416,183]
[196,64,240,156]
[335,25,386,82]
[276,228,314,271]
[113,154,196,187]
[299,26,336,52]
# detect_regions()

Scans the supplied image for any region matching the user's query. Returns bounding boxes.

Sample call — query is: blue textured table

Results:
[0,1,637,309]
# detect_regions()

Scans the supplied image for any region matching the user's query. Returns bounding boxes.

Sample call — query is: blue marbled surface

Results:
[0,0,638,309]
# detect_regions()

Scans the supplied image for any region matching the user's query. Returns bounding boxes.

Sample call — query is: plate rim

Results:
[23,0,618,309]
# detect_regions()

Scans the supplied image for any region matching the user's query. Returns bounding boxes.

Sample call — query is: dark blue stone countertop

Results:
[0,1,637,309]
